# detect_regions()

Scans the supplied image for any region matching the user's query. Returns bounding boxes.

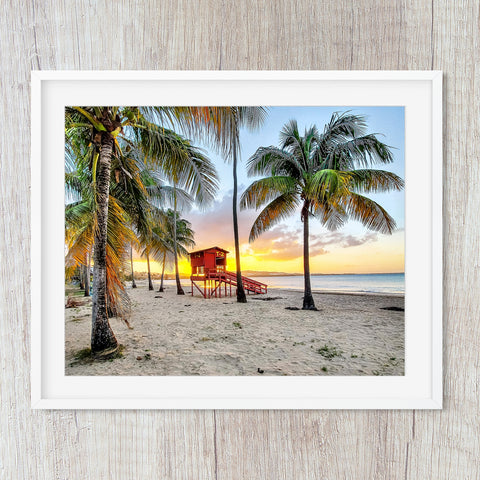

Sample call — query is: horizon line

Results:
[133,270,405,276]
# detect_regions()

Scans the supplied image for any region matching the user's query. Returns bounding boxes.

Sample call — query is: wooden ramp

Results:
[190,270,267,298]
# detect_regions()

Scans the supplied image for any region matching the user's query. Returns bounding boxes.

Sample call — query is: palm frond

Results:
[310,197,347,231]
[249,193,301,242]
[246,146,303,179]
[325,134,394,169]
[240,176,298,210]
[340,192,397,234]
[345,169,405,193]
[305,169,351,201]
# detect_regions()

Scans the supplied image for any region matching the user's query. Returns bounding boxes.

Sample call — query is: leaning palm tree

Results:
[240,113,404,310]
[66,107,218,356]
[65,129,135,318]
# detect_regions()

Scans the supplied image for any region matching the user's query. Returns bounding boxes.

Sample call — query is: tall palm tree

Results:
[148,132,216,295]
[84,251,91,296]
[149,209,195,293]
[172,187,183,294]
[65,163,135,319]
[66,107,218,356]
[65,130,135,319]
[129,243,137,288]
[183,107,268,302]
[240,113,404,310]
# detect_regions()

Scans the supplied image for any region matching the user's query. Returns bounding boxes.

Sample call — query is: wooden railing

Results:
[207,270,267,294]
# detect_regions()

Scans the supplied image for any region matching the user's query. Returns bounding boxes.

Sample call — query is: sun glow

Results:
[132,230,404,276]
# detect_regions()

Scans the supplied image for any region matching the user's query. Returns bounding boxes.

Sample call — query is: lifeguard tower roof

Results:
[189,246,229,255]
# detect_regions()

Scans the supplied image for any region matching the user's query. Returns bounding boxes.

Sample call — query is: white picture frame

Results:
[31,70,442,409]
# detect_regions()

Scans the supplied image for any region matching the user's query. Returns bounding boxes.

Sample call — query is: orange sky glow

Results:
[133,193,405,276]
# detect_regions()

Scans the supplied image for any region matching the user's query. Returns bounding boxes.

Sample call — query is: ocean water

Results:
[250,273,405,295]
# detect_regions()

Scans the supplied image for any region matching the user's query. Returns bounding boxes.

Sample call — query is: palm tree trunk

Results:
[79,265,85,290]
[158,250,166,292]
[130,243,137,288]
[146,250,154,290]
[91,133,118,355]
[302,202,317,310]
[173,187,185,295]
[84,251,90,297]
[232,139,247,303]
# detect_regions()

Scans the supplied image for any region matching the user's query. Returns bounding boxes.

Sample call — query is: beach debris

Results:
[232,322,242,329]
[184,304,191,307]
[252,296,283,301]
[154,295,163,298]
[122,318,133,329]
[285,306,300,310]
[136,356,143,360]
[257,368,264,374]
[380,306,404,312]
[65,295,86,308]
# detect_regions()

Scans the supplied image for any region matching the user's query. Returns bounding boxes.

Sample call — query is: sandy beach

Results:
[65,280,404,376]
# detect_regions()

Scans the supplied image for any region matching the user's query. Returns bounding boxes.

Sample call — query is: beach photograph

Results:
[64,106,405,376]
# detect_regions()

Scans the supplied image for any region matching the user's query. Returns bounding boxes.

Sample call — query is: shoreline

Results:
[275,287,404,298]
[134,278,405,298]
[65,282,405,377]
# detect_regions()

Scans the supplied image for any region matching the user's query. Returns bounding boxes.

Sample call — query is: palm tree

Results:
[65,129,135,320]
[144,247,154,290]
[172,187,184,294]
[183,108,267,302]
[84,251,91,296]
[129,243,137,288]
[66,107,218,356]
[240,113,404,310]
[148,132,216,295]
[65,159,135,320]
[149,209,195,293]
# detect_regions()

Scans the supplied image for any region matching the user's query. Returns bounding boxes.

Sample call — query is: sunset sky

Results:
[134,106,405,275]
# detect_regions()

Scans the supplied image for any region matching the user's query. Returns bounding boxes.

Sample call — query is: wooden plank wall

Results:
[1,0,478,478]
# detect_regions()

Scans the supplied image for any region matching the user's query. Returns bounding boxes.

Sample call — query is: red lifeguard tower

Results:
[189,246,267,298]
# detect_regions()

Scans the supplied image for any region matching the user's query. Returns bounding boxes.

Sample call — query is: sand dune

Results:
[65,281,404,376]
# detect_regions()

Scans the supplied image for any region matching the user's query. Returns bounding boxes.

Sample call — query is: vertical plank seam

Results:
[31,0,41,69]
[350,4,354,68]
[213,410,218,480]
[73,1,82,68]
[412,410,415,439]
[431,0,435,69]
[404,442,409,480]
[218,0,225,70]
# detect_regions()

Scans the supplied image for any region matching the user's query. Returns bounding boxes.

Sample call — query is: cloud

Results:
[310,231,378,250]
[243,225,304,261]
[186,193,380,263]
[187,192,259,251]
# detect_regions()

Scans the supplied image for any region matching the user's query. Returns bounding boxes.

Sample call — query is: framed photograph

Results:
[31,70,442,409]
